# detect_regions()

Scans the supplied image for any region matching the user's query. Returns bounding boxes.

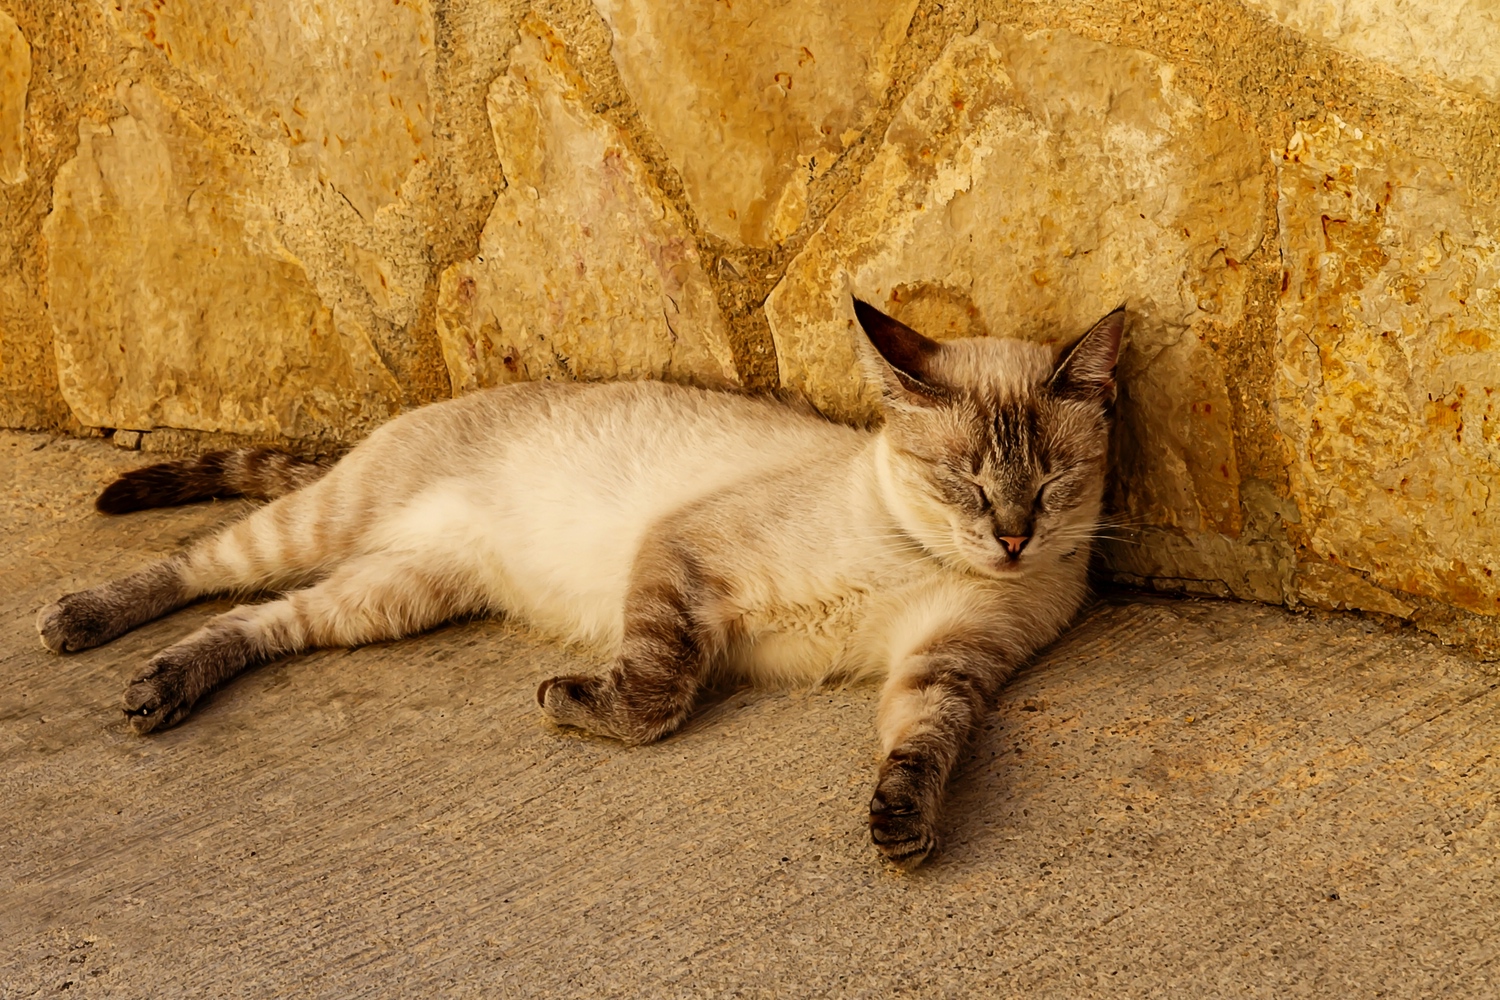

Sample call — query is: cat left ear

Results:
[853,298,945,401]
[1050,306,1125,405]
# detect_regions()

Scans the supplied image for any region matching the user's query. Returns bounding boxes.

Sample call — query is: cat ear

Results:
[1050,306,1125,405]
[853,298,946,402]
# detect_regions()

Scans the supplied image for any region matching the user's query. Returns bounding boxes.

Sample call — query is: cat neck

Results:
[870,432,942,559]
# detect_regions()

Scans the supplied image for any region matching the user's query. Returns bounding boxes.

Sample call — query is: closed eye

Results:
[1033,477,1058,511]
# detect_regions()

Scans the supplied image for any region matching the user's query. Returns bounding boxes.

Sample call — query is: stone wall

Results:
[2,0,1496,654]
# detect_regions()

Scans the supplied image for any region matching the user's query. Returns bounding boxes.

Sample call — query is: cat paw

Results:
[869,764,940,869]
[537,674,611,733]
[37,590,126,654]
[121,654,196,735]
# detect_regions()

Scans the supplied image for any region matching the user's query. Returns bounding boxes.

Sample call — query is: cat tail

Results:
[95,449,336,515]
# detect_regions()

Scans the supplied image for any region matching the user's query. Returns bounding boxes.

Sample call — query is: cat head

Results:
[855,298,1123,580]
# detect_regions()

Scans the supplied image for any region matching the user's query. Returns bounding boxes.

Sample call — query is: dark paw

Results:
[869,766,939,869]
[37,591,125,654]
[122,655,196,735]
[537,674,610,732]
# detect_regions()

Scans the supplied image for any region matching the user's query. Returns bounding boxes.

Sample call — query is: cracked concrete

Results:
[3,428,1499,997]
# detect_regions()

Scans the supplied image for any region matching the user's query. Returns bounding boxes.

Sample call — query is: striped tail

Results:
[96,449,335,515]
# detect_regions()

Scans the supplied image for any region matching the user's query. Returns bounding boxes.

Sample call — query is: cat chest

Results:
[722,572,916,683]
[736,587,873,641]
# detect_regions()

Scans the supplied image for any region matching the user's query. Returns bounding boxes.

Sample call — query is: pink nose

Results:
[999,535,1030,557]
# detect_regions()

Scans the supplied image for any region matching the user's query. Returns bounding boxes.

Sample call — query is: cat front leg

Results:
[870,629,1013,868]
[538,539,724,746]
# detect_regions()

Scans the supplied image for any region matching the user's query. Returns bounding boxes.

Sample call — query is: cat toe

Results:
[538,674,604,725]
[36,592,119,654]
[122,659,193,735]
[869,800,938,869]
[537,674,656,743]
[869,770,940,868]
[36,602,70,653]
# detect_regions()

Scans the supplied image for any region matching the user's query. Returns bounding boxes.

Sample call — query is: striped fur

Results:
[38,301,1124,868]
[95,449,333,514]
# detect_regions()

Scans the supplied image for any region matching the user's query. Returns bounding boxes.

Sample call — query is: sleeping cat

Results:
[36,298,1123,868]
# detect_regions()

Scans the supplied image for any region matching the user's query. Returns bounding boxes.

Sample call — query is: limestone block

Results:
[43,83,402,441]
[0,10,28,184]
[1295,561,1416,618]
[1241,0,1500,102]
[0,269,71,430]
[1275,119,1500,617]
[109,0,434,221]
[594,0,918,247]
[435,17,738,394]
[766,26,1266,540]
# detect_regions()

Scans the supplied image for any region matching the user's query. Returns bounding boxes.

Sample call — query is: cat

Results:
[36,298,1123,868]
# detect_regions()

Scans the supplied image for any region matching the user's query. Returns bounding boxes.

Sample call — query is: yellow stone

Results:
[43,83,401,441]
[0,10,28,184]
[1295,561,1417,619]
[1275,119,1500,617]
[1242,0,1500,102]
[108,0,434,220]
[435,17,738,395]
[594,0,918,247]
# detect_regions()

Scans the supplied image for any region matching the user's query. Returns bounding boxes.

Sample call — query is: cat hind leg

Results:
[37,480,348,654]
[123,551,481,733]
[37,557,192,653]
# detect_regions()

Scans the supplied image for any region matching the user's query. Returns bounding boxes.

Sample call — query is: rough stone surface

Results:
[1242,0,1500,102]
[4,429,1500,996]
[104,0,453,389]
[43,82,403,441]
[595,0,919,247]
[107,0,436,223]
[0,9,26,184]
[1274,118,1500,619]
[436,17,738,393]
[766,26,1266,560]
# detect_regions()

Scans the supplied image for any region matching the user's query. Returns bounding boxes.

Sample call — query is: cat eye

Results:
[1033,481,1051,510]
[972,483,991,510]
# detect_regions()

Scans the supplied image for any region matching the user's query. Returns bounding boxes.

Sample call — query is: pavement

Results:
[3,429,1498,998]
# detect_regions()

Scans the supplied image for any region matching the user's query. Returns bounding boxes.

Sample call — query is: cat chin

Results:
[952,547,1034,579]
[975,560,1029,578]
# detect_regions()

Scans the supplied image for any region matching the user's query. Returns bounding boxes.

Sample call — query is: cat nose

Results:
[998,535,1030,558]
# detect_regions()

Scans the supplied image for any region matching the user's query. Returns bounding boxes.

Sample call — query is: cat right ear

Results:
[853,298,946,404]
[1050,306,1125,406]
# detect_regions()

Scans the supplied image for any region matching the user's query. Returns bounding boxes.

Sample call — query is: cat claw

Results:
[537,674,668,746]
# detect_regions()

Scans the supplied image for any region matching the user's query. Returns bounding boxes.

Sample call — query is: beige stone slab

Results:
[1275,118,1500,618]
[0,268,70,430]
[766,25,1266,541]
[0,10,27,185]
[4,430,1499,996]
[98,0,446,404]
[595,0,917,247]
[1241,0,1500,102]
[108,0,435,221]
[435,17,738,393]
[42,82,402,442]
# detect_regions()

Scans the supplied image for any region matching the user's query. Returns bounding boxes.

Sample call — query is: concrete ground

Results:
[2,428,1498,999]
